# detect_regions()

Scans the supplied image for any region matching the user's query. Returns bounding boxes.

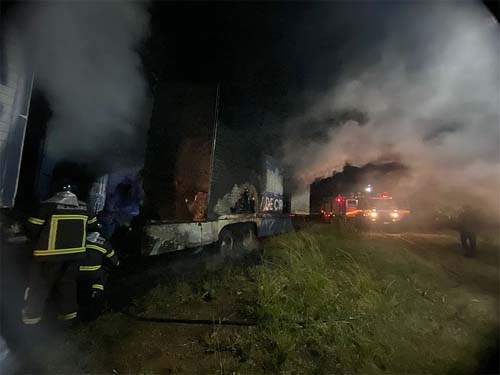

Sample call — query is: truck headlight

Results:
[370,211,377,218]
[391,212,399,218]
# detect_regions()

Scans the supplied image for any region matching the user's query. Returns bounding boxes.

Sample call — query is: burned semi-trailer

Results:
[1,61,291,256]
[141,83,291,256]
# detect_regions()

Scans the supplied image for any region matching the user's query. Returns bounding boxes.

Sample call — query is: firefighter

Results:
[78,226,119,320]
[456,205,478,257]
[22,183,96,326]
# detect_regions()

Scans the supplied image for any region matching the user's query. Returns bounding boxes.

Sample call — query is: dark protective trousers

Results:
[77,270,108,321]
[23,261,79,322]
[460,231,477,257]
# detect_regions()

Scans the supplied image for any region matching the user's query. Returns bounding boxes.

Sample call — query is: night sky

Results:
[3,0,498,110]
[142,2,378,160]
[143,3,318,146]
[2,1,498,209]
[3,0,497,147]
[145,1,498,88]
[143,1,499,150]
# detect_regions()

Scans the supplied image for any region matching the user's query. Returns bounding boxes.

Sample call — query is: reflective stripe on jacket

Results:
[26,192,92,261]
[80,232,118,271]
[79,233,118,291]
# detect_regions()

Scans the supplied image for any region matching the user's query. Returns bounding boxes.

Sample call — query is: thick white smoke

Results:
[285,2,499,219]
[20,2,150,165]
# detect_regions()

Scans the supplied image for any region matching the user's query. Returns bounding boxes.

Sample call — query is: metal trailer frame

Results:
[143,213,291,256]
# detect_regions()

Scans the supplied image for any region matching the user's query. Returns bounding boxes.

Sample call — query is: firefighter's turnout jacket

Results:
[79,232,119,291]
[22,191,97,324]
[26,191,97,261]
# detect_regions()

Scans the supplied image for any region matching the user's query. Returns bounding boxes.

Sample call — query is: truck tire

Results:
[218,228,235,258]
[241,225,259,252]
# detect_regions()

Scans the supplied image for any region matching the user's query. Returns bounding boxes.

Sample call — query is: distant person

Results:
[456,205,478,257]
[22,182,96,326]
[78,225,119,321]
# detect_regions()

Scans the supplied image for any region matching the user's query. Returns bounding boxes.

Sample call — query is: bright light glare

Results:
[391,212,399,218]
[370,211,377,218]
[365,184,372,193]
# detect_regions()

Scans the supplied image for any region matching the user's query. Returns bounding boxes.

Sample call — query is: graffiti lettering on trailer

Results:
[260,192,283,212]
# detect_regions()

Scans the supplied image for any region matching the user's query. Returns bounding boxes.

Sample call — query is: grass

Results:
[32,225,498,374]
[229,225,499,374]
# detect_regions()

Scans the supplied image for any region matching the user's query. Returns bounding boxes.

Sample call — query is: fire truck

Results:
[320,191,410,227]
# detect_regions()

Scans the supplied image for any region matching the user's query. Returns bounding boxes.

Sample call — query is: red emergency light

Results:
[380,192,391,199]
[336,195,344,203]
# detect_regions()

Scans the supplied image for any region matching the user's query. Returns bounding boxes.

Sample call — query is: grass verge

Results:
[230,226,499,374]
[33,225,498,374]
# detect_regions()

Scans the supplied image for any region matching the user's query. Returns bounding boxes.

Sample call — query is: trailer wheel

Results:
[241,225,259,251]
[218,228,235,257]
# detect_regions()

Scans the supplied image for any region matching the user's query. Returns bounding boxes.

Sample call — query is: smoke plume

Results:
[284,2,499,219]
[19,2,150,166]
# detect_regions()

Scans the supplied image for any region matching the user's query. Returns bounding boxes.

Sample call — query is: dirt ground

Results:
[1,240,260,374]
[1,227,498,374]
[375,231,499,298]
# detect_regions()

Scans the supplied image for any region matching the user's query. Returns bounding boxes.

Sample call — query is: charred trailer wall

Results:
[206,123,262,219]
[142,82,286,222]
[206,85,284,219]
[140,82,291,255]
[142,83,216,221]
